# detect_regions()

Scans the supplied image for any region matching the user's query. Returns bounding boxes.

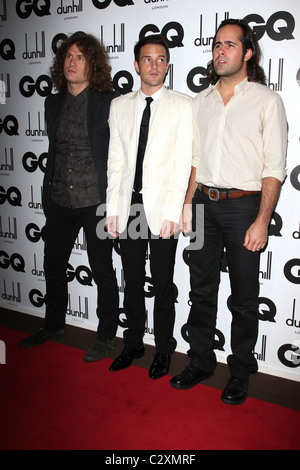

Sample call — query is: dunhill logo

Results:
[118,268,125,293]
[286,299,300,328]
[57,0,83,14]
[0,79,5,104]
[0,0,7,21]
[1,280,21,303]
[0,216,17,240]
[101,23,125,53]
[73,230,87,251]
[28,185,43,211]
[31,253,44,278]
[0,148,14,172]
[25,111,47,138]
[67,294,89,319]
[267,58,284,92]
[194,12,230,47]
[254,335,267,362]
[22,32,46,60]
[259,251,272,280]
[165,64,174,90]
[144,309,153,335]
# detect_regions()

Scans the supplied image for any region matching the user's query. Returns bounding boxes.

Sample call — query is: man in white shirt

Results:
[170,19,287,404]
[106,35,193,379]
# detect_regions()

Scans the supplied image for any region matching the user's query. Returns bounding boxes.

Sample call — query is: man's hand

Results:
[244,220,268,252]
[160,220,180,239]
[106,216,119,238]
[243,177,281,252]
[181,203,193,234]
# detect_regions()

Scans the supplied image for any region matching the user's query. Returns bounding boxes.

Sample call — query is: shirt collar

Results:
[139,85,164,103]
[207,77,250,100]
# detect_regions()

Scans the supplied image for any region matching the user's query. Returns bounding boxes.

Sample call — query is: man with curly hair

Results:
[19,32,120,362]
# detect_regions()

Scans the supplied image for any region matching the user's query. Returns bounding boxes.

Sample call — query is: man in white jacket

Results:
[106,34,193,379]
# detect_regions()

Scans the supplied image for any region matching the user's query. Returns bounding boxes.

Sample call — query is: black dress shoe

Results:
[109,345,145,371]
[169,365,213,390]
[149,352,171,380]
[83,337,116,362]
[19,327,65,348]
[221,377,248,405]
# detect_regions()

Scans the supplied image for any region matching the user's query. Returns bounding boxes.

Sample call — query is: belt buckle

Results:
[208,188,219,201]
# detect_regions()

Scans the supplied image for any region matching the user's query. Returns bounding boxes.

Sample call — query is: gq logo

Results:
[244,11,295,41]
[187,66,209,93]
[278,342,300,368]
[22,152,47,172]
[113,71,134,95]
[66,264,93,286]
[16,0,51,19]
[284,259,300,284]
[29,288,44,308]
[0,187,22,206]
[139,22,184,48]
[0,251,25,272]
[92,0,134,8]
[0,116,19,136]
[0,39,16,61]
[25,223,44,243]
[290,165,300,191]
[19,76,52,98]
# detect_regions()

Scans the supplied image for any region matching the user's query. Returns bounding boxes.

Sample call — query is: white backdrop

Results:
[0,0,299,381]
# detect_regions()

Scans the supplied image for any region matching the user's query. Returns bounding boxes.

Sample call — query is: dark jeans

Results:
[187,189,261,379]
[43,198,119,340]
[119,198,178,353]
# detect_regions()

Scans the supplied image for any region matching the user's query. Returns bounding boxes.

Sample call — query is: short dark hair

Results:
[206,19,266,85]
[134,34,170,63]
[50,31,113,93]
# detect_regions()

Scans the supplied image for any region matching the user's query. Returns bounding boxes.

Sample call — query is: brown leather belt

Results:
[198,183,260,201]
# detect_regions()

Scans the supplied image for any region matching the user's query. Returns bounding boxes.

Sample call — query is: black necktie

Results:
[134,96,153,193]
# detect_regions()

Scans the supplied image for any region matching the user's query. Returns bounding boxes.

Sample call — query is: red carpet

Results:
[0,327,299,451]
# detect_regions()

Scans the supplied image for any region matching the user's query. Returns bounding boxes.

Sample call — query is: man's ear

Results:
[134,60,140,75]
[244,48,253,62]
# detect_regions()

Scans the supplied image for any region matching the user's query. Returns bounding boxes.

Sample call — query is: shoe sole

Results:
[169,372,213,390]
[109,349,145,371]
[19,331,65,349]
[149,369,169,380]
[221,394,247,405]
[83,344,115,362]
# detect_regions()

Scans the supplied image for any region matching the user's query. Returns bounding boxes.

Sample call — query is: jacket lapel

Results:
[147,86,168,146]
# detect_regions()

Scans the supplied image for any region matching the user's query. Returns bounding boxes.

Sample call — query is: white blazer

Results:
[106,86,193,235]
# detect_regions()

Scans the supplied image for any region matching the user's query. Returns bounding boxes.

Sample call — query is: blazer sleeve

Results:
[106,97,124,217]
[162,96,193,224]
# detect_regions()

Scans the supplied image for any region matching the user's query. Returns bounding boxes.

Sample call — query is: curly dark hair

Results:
[206,19,266,85]
[49,31,113,93]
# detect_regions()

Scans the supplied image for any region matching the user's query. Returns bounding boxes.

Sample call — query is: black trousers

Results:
[187,189,261,379]
[119,197,178,354]
[43,198,119,340]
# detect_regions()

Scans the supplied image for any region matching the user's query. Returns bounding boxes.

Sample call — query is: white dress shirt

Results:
[136,86,163,146]
[192,78,287,191]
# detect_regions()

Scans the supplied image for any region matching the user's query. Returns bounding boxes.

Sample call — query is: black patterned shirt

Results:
[51,88,100,208]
